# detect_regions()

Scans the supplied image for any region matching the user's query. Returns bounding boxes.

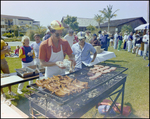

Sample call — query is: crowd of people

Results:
[1,20,149,98]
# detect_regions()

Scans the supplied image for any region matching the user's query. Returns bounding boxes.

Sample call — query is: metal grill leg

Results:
[121,82,125,114]
[104,88,122,118]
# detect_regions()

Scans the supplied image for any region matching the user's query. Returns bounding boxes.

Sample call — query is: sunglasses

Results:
[79,38,86,41]
[55,33,62,37]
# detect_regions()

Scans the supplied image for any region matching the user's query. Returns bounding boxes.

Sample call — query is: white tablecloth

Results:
[65,51,116,74]
[83,51,116,66]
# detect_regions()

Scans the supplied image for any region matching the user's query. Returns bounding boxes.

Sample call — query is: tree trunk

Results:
[98,22,100,30]
[108,19,110,32]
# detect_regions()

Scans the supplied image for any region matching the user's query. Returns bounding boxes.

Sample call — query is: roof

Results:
[1,14,34,21]
[100,17,147,27]
[62,16,98,27]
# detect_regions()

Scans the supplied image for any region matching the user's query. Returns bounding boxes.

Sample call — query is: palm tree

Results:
[94,14,106,30]
[99,5,119,32]
[8,25,23,37]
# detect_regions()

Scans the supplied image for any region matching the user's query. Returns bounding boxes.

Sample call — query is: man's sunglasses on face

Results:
[55,32,62,37]
[79,38,85,41]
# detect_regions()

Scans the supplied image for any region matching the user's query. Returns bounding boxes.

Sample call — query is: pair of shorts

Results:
[110,39,113,42]
[136,44,141,48]
[1,58,9,73]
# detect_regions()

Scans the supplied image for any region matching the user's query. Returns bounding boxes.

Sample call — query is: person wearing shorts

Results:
[132,34,143,56]
[1,40,16,99]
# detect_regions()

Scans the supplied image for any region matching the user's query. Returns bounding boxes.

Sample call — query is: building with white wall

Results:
[1,14,40,35]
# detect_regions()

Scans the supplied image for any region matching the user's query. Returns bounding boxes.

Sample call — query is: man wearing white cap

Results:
[39,20,76,78]
[71,31,97,71]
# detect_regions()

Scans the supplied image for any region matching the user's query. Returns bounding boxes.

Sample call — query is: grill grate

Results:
[27,62,128,105]
[26,73,127,118]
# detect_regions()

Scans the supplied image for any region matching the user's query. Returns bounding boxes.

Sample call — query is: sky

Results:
[1,1,149,28]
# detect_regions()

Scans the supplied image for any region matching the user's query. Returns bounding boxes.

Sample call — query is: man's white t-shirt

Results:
[64,34,74,47]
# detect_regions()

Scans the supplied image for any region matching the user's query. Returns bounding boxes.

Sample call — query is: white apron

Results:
[45,45,65,78]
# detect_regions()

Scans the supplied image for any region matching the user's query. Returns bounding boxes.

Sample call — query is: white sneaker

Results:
[17,90,23,94]
[1,93,6,99]
[8,91,17,96]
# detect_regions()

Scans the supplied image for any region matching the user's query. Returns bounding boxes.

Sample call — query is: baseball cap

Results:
[50,20,64,30]
[77,31,86,39]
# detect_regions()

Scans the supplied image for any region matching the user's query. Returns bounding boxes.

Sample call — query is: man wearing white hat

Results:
[71,31,97,71]
[39,20,76,78]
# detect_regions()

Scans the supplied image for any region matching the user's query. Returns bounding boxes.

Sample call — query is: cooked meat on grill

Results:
[35,75,89,97]
[89,72,102,80]
[109,67,117,71]
[87,71,95,76]
[101,69,111,74]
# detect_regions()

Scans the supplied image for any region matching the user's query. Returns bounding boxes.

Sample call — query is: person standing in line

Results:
[123,32,128,50]
[1,39,16,98]
[101,30,109,51]
[132,33,136,53]
[132,34,143,56]
[90,34,101,46]
[30,34,42,65]
[142,30,149,60]
[98,30,102,41]
[85,30,92,43]
[17,36,35,94]
[107,32,110,47]
[109,33,114,47]
[117,32,123,51]
[39,20,76,78]
[64,29,74,48]
[128,32,133,52]
[113,31,118,49]
[71,31,97,71]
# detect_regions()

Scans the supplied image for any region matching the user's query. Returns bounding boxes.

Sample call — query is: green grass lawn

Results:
[1,46,149,118]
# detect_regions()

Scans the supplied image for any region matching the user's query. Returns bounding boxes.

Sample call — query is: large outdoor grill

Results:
[25,62,128,118]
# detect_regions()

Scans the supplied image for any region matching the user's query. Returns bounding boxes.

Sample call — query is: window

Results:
[22,21,23,23]
[30,22,31,24]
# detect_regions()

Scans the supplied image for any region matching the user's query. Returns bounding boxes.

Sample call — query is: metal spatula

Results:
[36,65,44,79]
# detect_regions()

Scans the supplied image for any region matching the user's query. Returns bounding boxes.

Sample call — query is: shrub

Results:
[3,38,21,42]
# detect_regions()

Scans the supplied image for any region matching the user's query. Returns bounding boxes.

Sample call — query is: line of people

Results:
[113,30,149,60]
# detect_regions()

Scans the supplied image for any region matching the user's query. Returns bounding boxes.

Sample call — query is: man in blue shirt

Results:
[100,30,109,51]
[71,31,97,71]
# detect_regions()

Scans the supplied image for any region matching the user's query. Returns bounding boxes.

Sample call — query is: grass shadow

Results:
[105,60,129,63]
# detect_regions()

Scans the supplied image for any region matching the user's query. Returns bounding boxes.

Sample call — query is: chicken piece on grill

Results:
[73,79,88,88]
[36,80,44,87]
[55,87,70,97]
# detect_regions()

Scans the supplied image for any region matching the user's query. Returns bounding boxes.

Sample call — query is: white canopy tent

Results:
[134,23,149,31]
